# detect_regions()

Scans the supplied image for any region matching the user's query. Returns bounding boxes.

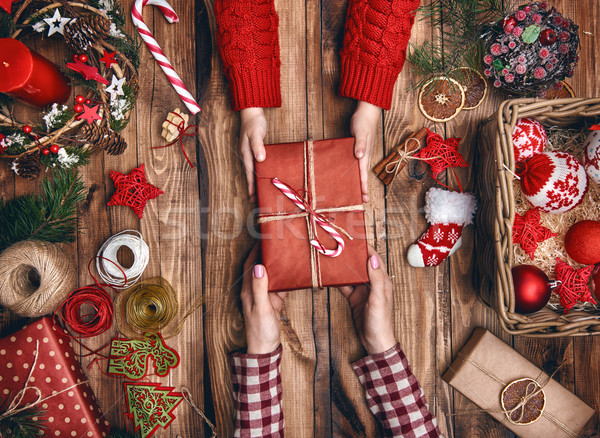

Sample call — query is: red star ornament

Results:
[76,104,102,124]
[108,164,164,219]
[415,130,468,178]
[0,0,13,13]
[100,50,117,69]
[66,57,109,84]
[554,258,596,313]
[512,209,557,260]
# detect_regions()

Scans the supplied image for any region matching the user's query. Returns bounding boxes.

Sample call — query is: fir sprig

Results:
[0,396,46,438]
[408,0,516,89]
[108,34,141,70]
[0,170,87,251]
[0,11,15,38]
[39,146,90,170]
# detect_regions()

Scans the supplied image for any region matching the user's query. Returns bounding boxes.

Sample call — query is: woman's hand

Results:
[241,244,288,354]
[350,101,381,203]
[340,245,396,355]
[239,107,268,198]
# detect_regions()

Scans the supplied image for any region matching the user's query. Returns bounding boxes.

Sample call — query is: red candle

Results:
[0,38,71,108]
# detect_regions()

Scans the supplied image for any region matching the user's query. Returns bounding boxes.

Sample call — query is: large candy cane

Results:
[131,0,201,114]
[271,178,345,257]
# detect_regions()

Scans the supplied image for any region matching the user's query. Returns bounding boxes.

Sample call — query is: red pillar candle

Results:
[0,38,71,108]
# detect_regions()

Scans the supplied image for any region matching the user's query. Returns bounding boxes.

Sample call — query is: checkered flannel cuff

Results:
[230,345,284,438]
[352,343,442,438]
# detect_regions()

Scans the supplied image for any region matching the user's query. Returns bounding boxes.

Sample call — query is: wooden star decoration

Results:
[0,0,13,13]
[512,209,557,260]
[108,164,164,219]
[76,104,102,124]
[66,57,109,84]
[415,130,468,178]
[554,258,596,314]
[100,49,117,69]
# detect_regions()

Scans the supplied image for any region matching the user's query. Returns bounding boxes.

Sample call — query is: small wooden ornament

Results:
[373,127,428,186]
[161,108,189,142]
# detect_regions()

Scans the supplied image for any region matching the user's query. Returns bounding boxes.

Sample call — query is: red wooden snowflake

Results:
[108,164,164,219]
[414,130,468,178]
[554,258,596,313]
[512,209,557,260]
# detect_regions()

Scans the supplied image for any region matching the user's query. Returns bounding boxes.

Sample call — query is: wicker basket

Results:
[475,98,600,337]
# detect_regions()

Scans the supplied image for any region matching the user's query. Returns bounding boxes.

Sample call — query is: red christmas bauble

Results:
[540,29,557,46]
[75,94,85,104]
[512,118,547,163]
[512,265,551,314]
[565,220,600,265]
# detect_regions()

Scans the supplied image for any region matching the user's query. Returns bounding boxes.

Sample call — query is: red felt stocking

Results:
[407,188,477,267]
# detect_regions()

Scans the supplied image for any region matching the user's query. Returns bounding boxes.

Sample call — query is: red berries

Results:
[22,125,32,134]
[41,148,50,155]
[540,29,557,46]
[75,95,85,104]
[78,54,88,63]
[74,104,84,113]
[50,144,60,154]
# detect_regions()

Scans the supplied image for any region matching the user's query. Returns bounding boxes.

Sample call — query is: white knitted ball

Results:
[520,151,588,214]
[583,130,600,185]
[512,118,547,163]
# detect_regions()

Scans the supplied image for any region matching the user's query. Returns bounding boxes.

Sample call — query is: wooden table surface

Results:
[2,0,600,436]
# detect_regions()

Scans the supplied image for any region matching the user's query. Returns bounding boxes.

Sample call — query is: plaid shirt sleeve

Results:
[352,343,442,438]
[230,345,284,437]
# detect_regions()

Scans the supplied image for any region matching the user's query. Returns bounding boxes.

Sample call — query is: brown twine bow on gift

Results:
[456,352,576,437]
[384,136,429,179]
[0,341,87,421]
[257,140,365,289]
[152,118,198,167]
[181,387,217,437]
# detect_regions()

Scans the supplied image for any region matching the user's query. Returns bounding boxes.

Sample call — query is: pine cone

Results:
[11,154,41,179]
[64,16,111,53]
[78,124,127,156]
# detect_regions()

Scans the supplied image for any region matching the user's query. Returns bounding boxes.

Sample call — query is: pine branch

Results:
[0,397,46,438]
[0,170,87,251]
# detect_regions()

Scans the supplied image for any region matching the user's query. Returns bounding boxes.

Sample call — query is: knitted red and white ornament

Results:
[519,151,588,214]
[512,118,547,163]
[407,188,477,267]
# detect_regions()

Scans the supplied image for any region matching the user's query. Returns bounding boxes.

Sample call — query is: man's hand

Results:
[350,101,381,203]
[239,107,267,198]
[241,245,288,354]
[340,245,396,355]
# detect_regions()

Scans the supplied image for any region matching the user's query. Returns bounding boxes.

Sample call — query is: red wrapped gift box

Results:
[0,317,110,436]
[255,138,368,291]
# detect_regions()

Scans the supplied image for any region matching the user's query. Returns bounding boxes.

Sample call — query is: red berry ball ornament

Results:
[23,125,32,134]
[512,265,552,314]
[503,16,517,31]
[74,104,84,113]
[78,54,88,63]
[540,29,557,46]
[75,95,85,104]
[85,99,92,105]
[41,148,50,156]
[50,144,60,154]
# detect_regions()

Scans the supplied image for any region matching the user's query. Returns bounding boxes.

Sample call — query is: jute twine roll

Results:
[0,241,77,317]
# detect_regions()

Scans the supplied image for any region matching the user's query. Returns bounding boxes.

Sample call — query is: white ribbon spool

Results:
[96,230,149,288]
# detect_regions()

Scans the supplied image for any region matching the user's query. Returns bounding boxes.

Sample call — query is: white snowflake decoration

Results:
[448,229,460,243]
[56,148,79,168]
[42,104,68,131]
[433,229,444,242]
[427,255,438,266]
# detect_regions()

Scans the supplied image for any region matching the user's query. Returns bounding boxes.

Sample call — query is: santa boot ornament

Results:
[407,187,477,267]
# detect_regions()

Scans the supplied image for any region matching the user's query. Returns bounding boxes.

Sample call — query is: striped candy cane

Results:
[131,0,201,115]
[271,178,345,257]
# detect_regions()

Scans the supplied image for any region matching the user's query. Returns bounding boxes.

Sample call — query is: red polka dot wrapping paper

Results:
[0,317,111,437]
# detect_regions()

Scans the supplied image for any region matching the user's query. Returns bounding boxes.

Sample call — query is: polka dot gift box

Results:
[0,317,110,436]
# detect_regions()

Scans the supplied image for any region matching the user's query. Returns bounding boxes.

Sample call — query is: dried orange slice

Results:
[544,81,575,99]
[501,378,545,425]
[455,67,488,110]
[418,76,465,123]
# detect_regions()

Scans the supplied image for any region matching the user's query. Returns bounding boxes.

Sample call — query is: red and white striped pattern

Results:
[271,178,344,257]
[131,0,201,115]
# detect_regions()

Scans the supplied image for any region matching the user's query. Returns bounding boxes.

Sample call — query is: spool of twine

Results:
[115,277,178,339]
[0,240,77,317]
[96,230,149,289]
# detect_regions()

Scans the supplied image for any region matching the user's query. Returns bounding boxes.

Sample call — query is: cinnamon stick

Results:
[374,127,428,186]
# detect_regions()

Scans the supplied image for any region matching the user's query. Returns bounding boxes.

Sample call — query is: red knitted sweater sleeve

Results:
[339,0,421,110]
[214,0,282,111]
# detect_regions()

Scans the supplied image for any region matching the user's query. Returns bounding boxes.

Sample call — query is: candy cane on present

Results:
[271,178,345,257]
[131,0,201,115]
